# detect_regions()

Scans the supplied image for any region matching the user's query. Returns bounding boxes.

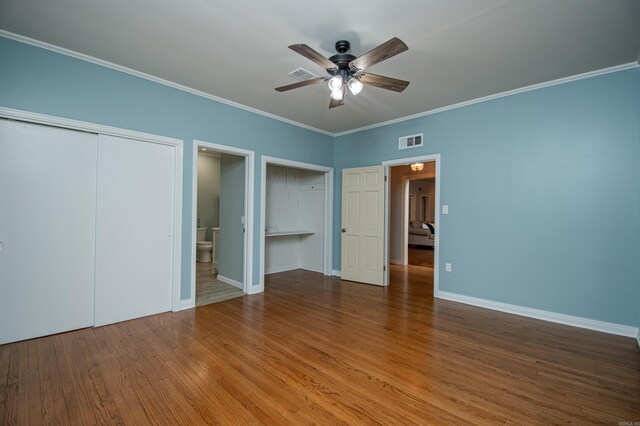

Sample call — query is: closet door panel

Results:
[0,119,97,344]
[94,135,175,326]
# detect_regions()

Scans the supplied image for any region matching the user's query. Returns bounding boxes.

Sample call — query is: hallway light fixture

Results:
[410,162,424,172]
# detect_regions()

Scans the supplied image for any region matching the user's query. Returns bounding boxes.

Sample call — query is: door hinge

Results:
[384,175,387,182]
[383,264,386,271]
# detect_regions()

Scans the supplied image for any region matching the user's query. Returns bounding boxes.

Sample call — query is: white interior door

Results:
[0,119,97,344]
[341,166,385,285]
[95,135,175,326]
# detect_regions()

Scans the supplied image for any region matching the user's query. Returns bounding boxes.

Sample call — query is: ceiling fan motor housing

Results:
[328,40,357,73]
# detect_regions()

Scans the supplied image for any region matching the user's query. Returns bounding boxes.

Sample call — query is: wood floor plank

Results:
[0,265,638,424]
[0,344,19,425]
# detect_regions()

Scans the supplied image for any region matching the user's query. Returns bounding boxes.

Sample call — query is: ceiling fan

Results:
[275,38,410,108]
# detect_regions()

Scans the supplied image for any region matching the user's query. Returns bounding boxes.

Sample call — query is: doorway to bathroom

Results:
[191,140,254,307]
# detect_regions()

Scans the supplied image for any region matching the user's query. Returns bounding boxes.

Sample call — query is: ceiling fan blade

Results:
[359,73,410,92]
[275,77,325,92]
[289,44,336,70]
[329,86,346,108]
[349,37,408,71]
[329,97,344,109]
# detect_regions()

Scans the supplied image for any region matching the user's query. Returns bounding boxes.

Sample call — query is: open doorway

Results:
[405,175,436,269]
[384,155,440,293]
[190,140,254,307]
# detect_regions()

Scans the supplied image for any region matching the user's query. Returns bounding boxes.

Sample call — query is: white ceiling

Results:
[1,0,638,135]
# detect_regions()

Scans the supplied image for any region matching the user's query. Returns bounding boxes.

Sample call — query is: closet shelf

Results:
[265,230,314,237]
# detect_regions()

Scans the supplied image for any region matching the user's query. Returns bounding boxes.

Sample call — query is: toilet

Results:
[196,228,213,263]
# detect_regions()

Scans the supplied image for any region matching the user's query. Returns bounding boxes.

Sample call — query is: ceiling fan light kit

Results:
[347,77,364,95]
[411,163,424,172]
[275,38,410,108]
[330,87,344,101]
[328,75,343,91]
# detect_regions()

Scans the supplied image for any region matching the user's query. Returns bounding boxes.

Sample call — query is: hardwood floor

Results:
[1,266,638,424]
[408,245,434,268]
[196,261,244,306]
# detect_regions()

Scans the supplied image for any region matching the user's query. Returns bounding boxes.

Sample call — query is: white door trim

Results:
[0,107,184,313]
[190,140,255,303]
[383,154,441,293]
[259,156,334,293]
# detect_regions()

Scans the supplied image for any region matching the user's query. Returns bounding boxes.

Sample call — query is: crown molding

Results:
[2,30,637,139]
[0,30,334,137]
[334,62,639,137]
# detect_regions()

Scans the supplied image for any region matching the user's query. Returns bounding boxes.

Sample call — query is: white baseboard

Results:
[265,264,299,275]
[389,259,403,265]
[217,274,244,290]
[300,264,324,274]
[332,269,341,277]
[637,329,640,349]
[265,265,325,275]
[435,290,639,338]
[178,298,194,311]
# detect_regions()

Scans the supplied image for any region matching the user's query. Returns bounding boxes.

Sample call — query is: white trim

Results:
[383,168,390,285]
[172,140,184,313]
[332,269,341,277]
[0,107,185,314]
[264,265,301,275]
[217,274,244,290]
[264,264,324,275]
[0,107,181,146]
[334,62,640,137]
[179,299,195,311]
[2,31,637,140]
[0,30,332,137]
[383,154,441,294]
[389,259,403,265]
[436,290,639,338]
[259,156,334,293]
[191,140,254,303]
[637,329,640,349]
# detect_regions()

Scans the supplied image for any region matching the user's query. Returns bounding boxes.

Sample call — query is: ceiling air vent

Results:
[288,67,319,81]
[399,133,423,150]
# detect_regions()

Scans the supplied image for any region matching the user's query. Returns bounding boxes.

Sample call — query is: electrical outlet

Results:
[445,263,452,272]
[442,205,449,214]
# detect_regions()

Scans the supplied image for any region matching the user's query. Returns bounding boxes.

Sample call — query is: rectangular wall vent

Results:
[399,133,423,150]
[289,67,319,81]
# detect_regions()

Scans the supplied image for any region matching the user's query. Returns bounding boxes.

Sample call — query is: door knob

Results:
[341,228,346,233]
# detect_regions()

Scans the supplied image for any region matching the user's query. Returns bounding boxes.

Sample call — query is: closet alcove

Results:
[264,164,326,275]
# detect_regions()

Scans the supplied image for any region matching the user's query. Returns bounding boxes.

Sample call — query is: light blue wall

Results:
[218,153,245,283]
[0,36,334,300]
[333,68,640,327]
[196,154,220,240]
[2,36,638,328]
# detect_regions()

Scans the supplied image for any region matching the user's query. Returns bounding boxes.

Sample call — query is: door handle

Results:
[341,228,346,233]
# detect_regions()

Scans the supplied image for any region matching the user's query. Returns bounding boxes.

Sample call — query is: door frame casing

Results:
[259,156,333,292]
[0,106,184,313]
[382,154,440,290]
[190,140,255,302]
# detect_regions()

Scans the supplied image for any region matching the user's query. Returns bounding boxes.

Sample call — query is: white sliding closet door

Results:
[0,119,97,344]
[95,135,175,326]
